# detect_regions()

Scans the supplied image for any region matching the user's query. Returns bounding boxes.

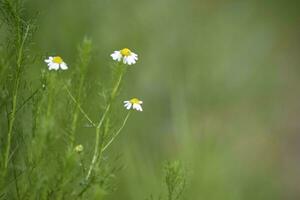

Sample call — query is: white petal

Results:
[123,57,128,64]
[127,57,134,65]
[60,62,68,70]
[136,104,143,111]
[126,104,132,109]
[132,104,138,110]
[131,53,138,58]
[139,101,143,104]
[124,102,131,108]
[51,63,59,70]
[123,100,129,103]
[127,55,137,65]
[130,59,137,65]
[127,57,133,65]
[48,63,54,70]
[48,65,54,70]
[111,51,122,62]
[45,57,53,62]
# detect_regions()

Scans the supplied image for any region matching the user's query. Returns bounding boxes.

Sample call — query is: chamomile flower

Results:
[111,48,138,65]
[44,56,68,70]
[124,98,143,111]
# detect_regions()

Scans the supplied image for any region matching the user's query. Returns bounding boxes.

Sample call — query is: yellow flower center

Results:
[53,56,63,64]
[120,48,131,56]
[130,98,141,104]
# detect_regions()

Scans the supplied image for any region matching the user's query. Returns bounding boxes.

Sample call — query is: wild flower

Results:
[44,56,68,70]
[124,98,143,111]
[111,48,138,65]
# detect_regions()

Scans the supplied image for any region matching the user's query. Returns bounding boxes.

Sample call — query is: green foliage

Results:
[146,161,186,200]
[0,0,35,176]
[164,161,186,200]
[69,37,93,146]
[0,1,143,199]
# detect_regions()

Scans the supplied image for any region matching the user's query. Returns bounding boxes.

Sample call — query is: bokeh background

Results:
[23,0,300,199]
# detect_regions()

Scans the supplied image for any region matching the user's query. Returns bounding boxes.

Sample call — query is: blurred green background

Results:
[21,0,300,199]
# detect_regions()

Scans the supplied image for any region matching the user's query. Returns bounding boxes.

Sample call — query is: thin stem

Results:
[46,74,55,120]
[101,111,131,153]
[85,64,125,181]
[12,160,21,200]
[79,155,86,174]
[4,25,30,171]
[65,86,96,127]
[14,86,41,114]
[80,112,130,196]
[85,104,110,180]
[70,70,87,146]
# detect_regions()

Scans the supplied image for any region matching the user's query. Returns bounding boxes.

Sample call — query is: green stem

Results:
[14,86,41,115]
[3,25,30,171]
[101,111,131,153]
[46,73,55,120]
[85,64,125,181]
[70,73,86,146]
[85,104,110,180]
[65,86,96,128]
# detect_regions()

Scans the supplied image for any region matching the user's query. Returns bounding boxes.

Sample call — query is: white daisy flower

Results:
[44,56,68,71]
[123,98,143,111]
[111,48,138,65]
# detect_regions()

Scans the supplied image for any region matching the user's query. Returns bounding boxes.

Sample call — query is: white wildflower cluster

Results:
[44,47,143,111]
[112,48,142,111]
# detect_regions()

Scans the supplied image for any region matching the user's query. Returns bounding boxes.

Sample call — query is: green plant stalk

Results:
[46,73,55,121]
[70,75,88,145]
[3,25,30,171]
[85,64,125,180]
[77,110,130,197]
[69,38,92,147]
[15,86,41,114]
[32,91,42,138]
[85,103,110,181]
[101,111,131,153]
[65,87,96,127]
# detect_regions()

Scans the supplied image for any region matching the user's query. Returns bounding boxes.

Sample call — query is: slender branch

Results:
[14,86,41,114]
[65,86,96,127]
[70,65,88,146]
[80,111,130,195]
[101,111,131,153]
[85,64,125,181]
[85,104,110,180]
[4,24,30,171]
[12,160,21,200]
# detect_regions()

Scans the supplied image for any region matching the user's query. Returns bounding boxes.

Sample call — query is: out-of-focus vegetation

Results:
[1,0,300,199]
